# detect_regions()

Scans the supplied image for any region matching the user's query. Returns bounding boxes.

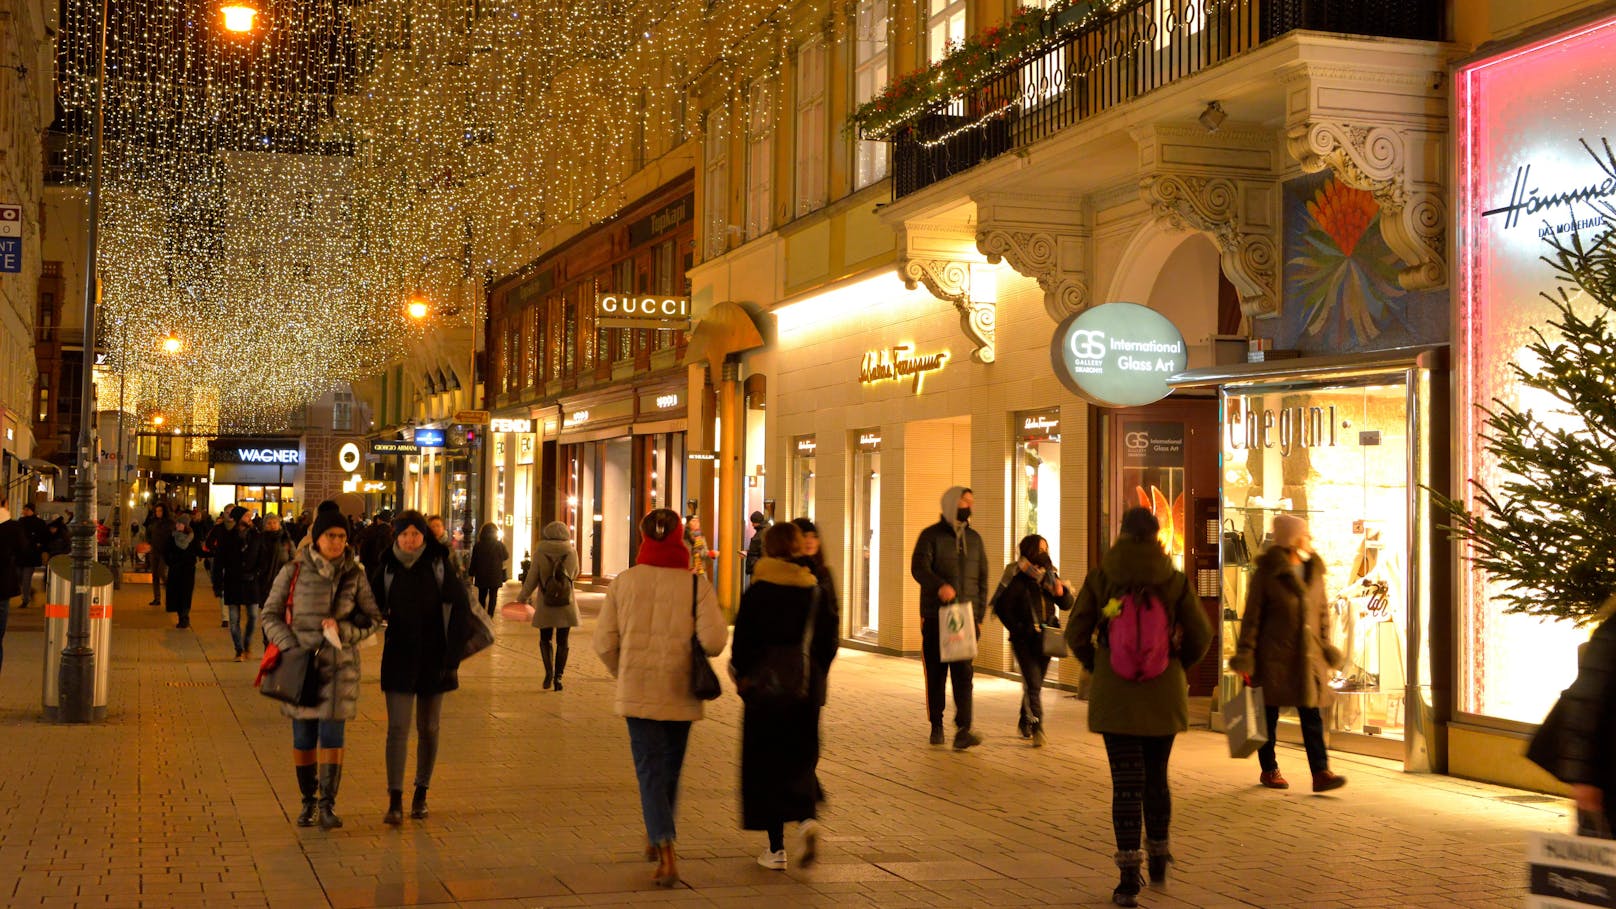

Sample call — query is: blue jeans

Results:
[228,603,256,655]
[626,718,692,846]
[292,719,345,750]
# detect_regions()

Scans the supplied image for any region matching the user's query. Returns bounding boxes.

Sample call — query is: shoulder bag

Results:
[258,563,326,707]
[737,587,819,708]
[1223,519,1252,567]
[689,573,722,700]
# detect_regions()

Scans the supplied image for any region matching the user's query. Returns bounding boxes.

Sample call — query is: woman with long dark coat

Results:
[370,509,478,826]
[730,522,839,871]
[469,523,509,617]
[164,518,204,629]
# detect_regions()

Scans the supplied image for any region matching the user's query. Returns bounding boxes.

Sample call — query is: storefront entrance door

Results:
[1106,399,1220,696]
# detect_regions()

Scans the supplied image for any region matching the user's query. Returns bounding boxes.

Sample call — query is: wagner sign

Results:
[1051,302,1185,408]
[595,294,691,329]
[209,441,302,465]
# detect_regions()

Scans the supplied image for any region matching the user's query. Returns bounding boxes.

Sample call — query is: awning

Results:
[1168,345,1447,389]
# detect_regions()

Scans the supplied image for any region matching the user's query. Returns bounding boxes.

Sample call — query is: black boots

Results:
[384,789,404,826]
[554,639,568,691]
[317,763,344,829]
[410,786,429,820]
[1147,839,1172,884]
[541,640,554,689]
[1112,850,1144,907]
[295,760,318,828]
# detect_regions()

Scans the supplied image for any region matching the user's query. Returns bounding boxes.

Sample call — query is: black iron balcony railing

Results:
[885,0,1443,199]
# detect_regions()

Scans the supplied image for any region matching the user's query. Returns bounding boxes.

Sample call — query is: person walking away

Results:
[517,521,580,690]
[258,513,295,604]
[165,518,204,628]
[991,534,1074,747]
[742,511,769,589]
[218,506,264,661]
[1527,597,1616,837]
[0,501,25,675]
[260,501,382,829]
[203,509,234,625]
[683,516,714,579]
[594,509,727,888]
[370,510,477,826]
[731,522,839,870]
[469,523,509,617]
[17,503,47,609]
[1229,514,1348,793]
[1066,507,1211,907]
[910,486,988,750]
[145,504,175,606]
[356,511,393,569]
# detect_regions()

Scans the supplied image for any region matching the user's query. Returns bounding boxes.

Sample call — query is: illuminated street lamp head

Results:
[407,295,431,320]
[220,3,258,33]
[160,333,183,354]
[152,415,165,426]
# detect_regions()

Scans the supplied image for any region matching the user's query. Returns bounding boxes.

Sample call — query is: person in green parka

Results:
[1066,507,1211,908]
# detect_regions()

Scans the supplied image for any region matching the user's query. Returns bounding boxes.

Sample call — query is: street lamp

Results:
[220,3,258,33]
[406,295,431,321]
[160,333,183,354]
[62,1,258,722]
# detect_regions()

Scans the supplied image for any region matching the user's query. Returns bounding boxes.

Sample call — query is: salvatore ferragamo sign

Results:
[859,344,949,393]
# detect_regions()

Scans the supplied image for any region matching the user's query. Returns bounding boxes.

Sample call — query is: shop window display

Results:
[1012,411,1060,565]
[849,430,881,642]
[1221,380,1411,742]
[792,435,816,522]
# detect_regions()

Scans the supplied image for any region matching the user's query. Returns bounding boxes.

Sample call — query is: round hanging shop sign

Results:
[1050,302,1186,407]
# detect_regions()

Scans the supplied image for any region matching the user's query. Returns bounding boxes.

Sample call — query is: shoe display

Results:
[952,729,984,751]
[1312,771,1347,793]
[1259,770,1289,789]
[929,724,945,746]
[798,819,819,868]
[757,848,787,870]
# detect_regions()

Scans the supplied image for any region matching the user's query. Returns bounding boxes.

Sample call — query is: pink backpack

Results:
[1107,586,1173,682]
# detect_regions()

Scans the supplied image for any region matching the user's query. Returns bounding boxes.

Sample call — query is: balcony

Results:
[875,0,1444,200]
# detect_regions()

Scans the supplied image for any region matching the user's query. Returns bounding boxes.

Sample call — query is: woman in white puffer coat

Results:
[595,508,727,890]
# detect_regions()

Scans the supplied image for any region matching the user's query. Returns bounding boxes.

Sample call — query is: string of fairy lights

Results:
[55,0,968,434]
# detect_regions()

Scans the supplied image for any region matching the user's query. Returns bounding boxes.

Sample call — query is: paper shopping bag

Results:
[1222,682,1268,759]
[938,601,978,663]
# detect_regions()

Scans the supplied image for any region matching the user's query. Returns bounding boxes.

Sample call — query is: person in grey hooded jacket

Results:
[909,486,988,750]
[517,521,581,690]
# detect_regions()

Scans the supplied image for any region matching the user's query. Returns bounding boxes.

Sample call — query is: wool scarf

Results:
[635,533,691,570]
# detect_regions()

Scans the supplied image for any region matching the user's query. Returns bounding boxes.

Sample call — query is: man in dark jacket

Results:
[742,511,769,586]
[203,509,233,625]
[0,501,26,673]
[17,504,47,609]
[910,486,988,750]
[257,512,295,603]
[217,505,264,660]
[357,511,394,569]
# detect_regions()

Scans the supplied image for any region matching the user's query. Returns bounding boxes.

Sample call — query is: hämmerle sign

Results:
[1050,302,1185,407]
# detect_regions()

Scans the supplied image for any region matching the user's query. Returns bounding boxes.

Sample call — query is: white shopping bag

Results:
[938,600,978,663]
[1526,830,1616,908]
[1222,682,1268,759]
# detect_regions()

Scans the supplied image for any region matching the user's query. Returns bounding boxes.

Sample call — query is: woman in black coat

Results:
[730,521,839,871]
[370,510,477,826]
[469,523,508,617]
[990,534,1074,747]
[164,519,204,628]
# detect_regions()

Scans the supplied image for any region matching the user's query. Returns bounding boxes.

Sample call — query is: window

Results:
[853,0,890,190]
[524,305,540,389]
[562,293,577,378]
[745,80,774,239]
[704,110,730,258]
[36,384,47,424]
[159,437,172,461]
[927,0,967,63]
[795,40,828,215]
[612,259,635,363]
[332,388,354,431]
[652,239,678,353]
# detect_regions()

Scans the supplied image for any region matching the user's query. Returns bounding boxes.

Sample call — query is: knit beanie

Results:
[229,505,248,522]
[1271,514,1309,550]
[310,500,346,540]
[392,509,434,542]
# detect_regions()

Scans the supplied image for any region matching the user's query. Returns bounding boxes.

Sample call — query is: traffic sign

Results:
[0,204,20,275]
[454,409,490,425]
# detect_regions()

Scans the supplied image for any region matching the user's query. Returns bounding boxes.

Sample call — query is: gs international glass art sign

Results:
[1050,302,1185,407]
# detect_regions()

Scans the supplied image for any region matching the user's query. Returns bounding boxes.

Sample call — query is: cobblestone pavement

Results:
[0,578,1564,908]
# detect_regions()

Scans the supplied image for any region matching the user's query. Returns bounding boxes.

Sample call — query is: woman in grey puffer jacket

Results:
[259,501,383,830]
[518,521,581,691]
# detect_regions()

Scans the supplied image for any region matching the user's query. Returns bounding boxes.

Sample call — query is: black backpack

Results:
[542,558,573,608]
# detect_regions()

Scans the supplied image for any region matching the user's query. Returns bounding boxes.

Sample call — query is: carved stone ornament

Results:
[1287,120,1446,290]
[975,227,1089,320]
[1140,174,1278,318]
[900,258,996,364]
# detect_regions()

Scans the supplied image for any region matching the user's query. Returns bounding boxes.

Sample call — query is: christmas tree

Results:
[1442,140,1616,624]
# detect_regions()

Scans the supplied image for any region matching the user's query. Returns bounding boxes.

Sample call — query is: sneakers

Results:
[1259,770,1289,789]
[1312,771,1348,793]
[757,848,787,870]
[929,724,945,746]
[952,729,984,751]
[1031,725,1047,748]
[798,819,820,868]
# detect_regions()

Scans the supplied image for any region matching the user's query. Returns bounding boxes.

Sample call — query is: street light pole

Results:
[61,0,110,723]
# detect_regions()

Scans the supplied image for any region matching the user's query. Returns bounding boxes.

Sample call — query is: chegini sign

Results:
[1050,302,1185,407]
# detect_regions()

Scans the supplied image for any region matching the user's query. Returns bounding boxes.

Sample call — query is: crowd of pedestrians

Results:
[31,483,1379,908]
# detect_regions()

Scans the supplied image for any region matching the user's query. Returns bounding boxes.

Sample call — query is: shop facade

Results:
[1447,8,1616,787]
[206,437,303,517]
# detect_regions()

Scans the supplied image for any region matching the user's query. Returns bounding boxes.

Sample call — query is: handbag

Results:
[938,600,978,663]
[737,587,819,708]
[1041,623,1069,659]
[1222,519,1251,567]
[255,563,301,689]
[1222,679,1268,759]
[688,574,722,701]
[259,641,326,707]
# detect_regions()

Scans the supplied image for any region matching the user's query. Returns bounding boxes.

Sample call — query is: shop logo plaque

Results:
[1051,302,1185,408]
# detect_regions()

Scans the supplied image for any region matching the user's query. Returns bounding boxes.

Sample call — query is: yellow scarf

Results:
[751,557,818,588]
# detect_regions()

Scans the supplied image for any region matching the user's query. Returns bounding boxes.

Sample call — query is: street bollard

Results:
[42,554,114,721]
